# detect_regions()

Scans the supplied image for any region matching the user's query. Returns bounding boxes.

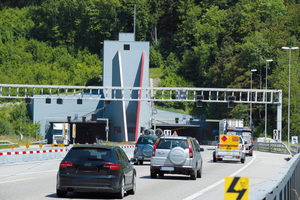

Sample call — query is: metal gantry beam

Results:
[0,84,283,142]
[0,84,281,104]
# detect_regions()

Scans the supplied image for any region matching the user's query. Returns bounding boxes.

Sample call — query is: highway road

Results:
[0,145,291,200]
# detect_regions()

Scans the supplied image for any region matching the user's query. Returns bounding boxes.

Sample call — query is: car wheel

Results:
[241,158,245,164]
[134,161,138,165]
[213,156,216,162]
[139,160,143,165]
[115,177,125,199]
[197,167,202,178]
[127,174,136,195]
[191,167,197,180]
[56,189,67,198]
[150,171,156,179]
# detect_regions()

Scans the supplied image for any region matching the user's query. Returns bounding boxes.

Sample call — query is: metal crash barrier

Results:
[250,153,300,200]
[253,142,291,154]
[291,146,300,155]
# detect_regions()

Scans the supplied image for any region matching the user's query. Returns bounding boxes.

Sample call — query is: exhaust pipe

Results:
[67,187,74,192]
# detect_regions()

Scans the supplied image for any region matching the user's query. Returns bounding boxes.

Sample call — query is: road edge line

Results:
[183,153,256,200]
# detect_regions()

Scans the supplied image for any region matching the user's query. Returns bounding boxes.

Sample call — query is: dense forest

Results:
[0,0,300,140]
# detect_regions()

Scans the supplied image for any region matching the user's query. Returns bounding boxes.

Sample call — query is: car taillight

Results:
[103,163,119,170]
[242,145,244,150]
[135,144,138,151]
[217,143,220,148]
[237,156,241,159]
[216,155,221,158]
[187,139,193,158]
[152,139,160,157]
[251,138,253,143]
[60,161,73,168]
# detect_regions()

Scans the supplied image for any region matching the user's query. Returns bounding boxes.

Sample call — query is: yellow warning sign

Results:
[225,176,249,200]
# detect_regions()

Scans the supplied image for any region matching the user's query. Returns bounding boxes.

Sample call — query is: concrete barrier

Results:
[0,148,69,164]
[0,145,135,165]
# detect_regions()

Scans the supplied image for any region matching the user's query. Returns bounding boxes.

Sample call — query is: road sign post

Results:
[292,136,298,145]
[273,129,278,140]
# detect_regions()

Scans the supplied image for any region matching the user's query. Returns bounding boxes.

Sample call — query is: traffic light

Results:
[57,98,63,104]
[228,96,236,108]
[175,117,179,123]
[196,95,204,107]
[25,98,32,104]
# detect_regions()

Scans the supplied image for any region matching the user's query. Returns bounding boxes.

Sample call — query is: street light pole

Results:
[282,47,299,149]
[265,60,273,142]
[250,69,257,127]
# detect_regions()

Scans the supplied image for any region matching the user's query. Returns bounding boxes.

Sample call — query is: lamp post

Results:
[250,69,257,127]
[265,59,273,142]
[282,47,299,149]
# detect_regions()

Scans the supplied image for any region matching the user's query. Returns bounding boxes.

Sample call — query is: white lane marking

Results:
[183,153,256,200]
[0,170,57,177]
[0,177,33,184]
[18,169,57,176]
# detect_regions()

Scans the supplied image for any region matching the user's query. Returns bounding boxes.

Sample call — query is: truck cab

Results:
[53,123,70,146]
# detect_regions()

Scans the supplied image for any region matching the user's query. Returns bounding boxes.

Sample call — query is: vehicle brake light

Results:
[104,163,119,170]
[237,156,241,159]
[242,145,244,150]
[152,139,160,157]
[216,155,221,158]
[187,139,193,158]
[135,144,138,151]
[60,161,73,168]
[217,143,220,148]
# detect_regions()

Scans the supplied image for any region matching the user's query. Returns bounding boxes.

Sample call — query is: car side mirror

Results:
[130,158,137,163]
[200,148,204,152]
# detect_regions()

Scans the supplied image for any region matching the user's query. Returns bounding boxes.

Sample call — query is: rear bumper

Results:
[150,165,194,175]
[57,174,120,193]
[215,150,244,161]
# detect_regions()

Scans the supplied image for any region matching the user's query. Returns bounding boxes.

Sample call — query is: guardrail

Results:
[291,145,300,155]
[253,142,291,154]
[0,140,18,146]
[250,153,300,200]
[31,139,48,145]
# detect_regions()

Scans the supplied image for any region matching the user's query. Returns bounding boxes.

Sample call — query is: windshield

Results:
[65,148,113,162]
[157,139,188,149]
[53,130,63,135]
[137,137,157,145]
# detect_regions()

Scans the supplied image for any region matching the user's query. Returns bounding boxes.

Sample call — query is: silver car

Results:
[150,136,204,180]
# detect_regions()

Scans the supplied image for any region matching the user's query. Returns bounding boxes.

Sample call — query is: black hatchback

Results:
[56,144,137,199]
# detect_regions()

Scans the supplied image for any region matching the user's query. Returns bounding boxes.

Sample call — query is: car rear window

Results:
[157,139,188,149]
[65,148,113,161]
[137,137,157,145]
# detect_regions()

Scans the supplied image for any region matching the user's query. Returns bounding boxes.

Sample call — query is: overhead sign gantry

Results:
[0,84,283,141]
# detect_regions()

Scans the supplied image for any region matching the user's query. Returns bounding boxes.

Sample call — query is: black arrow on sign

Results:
[227,177,247,200]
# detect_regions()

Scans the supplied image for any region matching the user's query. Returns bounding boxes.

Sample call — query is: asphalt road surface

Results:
[0,145,291,200]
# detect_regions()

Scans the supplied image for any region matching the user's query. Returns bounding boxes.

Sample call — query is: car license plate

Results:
[245,150,249,153]
[224,156,233,159]
[226,152,231,155]
[160,167,174,171]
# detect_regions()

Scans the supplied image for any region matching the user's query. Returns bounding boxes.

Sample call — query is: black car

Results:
[56,144,137,199]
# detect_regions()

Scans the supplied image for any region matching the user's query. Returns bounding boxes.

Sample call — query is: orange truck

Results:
[213,134,245,163]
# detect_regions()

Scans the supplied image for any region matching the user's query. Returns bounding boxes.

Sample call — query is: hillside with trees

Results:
[0,0,300,140]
